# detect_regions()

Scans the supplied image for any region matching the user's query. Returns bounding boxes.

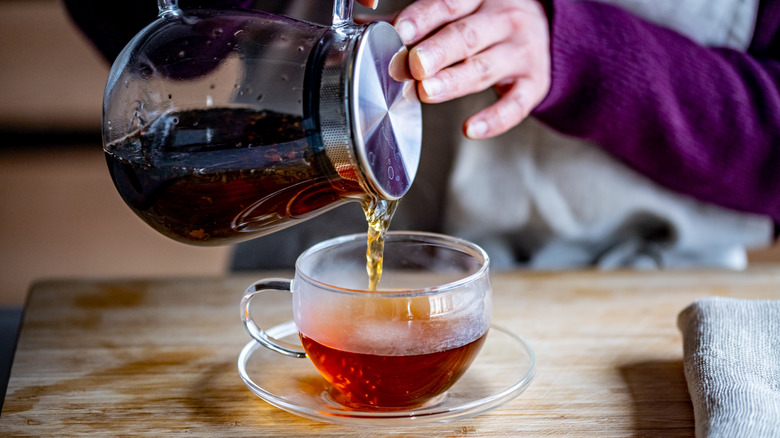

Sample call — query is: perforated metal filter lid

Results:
[319,21,422,200]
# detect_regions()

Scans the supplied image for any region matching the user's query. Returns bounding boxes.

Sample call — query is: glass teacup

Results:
[241,231,492,409]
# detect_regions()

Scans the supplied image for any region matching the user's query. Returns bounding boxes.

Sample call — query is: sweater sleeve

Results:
[532,0,780,224]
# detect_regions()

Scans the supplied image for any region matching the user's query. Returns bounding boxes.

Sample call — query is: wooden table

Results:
[3,267,780,436]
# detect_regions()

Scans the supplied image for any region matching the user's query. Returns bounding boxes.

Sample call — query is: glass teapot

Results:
[102,0,421,245]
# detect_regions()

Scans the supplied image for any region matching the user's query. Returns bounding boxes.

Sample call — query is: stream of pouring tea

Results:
[362,197,400,291]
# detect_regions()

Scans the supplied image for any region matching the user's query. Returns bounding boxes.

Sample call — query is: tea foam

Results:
[297,313,489,356]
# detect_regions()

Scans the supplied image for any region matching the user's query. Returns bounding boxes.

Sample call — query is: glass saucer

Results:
[237,322,536,426]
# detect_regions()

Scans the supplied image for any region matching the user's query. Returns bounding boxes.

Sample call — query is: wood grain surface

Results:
[3,268,780,436]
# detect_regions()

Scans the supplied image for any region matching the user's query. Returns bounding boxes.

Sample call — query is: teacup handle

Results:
[240,279,307,358]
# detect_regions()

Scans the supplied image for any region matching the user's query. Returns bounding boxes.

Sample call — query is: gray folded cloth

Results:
[678,297,780,437]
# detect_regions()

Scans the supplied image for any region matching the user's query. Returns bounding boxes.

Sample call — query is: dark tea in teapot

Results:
[106,107,365,245]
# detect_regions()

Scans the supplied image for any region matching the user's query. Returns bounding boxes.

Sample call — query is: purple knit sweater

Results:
[533,0,780,226]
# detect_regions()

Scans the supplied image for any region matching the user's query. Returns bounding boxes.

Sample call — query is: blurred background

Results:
[0,0,231,309]
[2,0,780,309]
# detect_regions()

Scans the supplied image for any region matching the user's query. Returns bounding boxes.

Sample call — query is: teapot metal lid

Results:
[318,12,422,201]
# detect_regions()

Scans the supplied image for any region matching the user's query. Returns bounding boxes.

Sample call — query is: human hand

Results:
[393,0,551,139]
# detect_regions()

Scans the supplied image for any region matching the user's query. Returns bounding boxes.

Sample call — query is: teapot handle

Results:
[157,0,180,15]
[332,0,355,26]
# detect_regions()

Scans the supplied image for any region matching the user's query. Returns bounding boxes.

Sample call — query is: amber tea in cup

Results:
[241,231,492,409]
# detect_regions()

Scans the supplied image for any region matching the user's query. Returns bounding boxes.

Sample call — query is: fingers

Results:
[394,0,484,45]
[463,80,536,139]
[407,9,514,80]
[460,37,551,140]
[416,40,520,103]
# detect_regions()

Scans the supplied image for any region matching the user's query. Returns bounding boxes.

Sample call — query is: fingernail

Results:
[396,19,416,43]
[414,47,433,76]
[421,77,443,97]
[467,121,488,138]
